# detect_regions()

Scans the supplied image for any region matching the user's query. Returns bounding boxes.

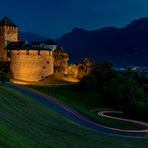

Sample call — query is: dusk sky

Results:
[0,0,148,38]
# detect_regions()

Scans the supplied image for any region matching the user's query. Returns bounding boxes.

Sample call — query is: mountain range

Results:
[20,17,148,67]
[19,32,48,42]
[56,17,148,67]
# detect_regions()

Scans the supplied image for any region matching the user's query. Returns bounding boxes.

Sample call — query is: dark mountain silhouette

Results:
[19,32,48,42]
[57,17,148,67]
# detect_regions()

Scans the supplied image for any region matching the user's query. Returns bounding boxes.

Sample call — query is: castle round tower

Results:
[0,17,18,60]
[7,40,56,83]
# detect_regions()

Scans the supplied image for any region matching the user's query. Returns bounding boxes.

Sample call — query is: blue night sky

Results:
[0,0,148,38]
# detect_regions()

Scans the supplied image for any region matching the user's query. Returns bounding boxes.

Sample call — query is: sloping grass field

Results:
[29,85,147,130]
[0,85,148,148]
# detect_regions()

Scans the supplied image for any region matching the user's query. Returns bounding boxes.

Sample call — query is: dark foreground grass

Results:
[0,87,148,148]
[1,86,148,148]
[29,84,102,109]
[29,85,147,130]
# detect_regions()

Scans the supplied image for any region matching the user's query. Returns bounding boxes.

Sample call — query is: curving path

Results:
[98,111,148,131]
[6,82,148,138]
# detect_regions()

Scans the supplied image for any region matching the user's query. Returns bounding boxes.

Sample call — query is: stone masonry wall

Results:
[10,50,54,82]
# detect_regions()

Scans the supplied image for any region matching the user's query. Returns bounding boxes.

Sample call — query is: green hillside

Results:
[0,86,148,148]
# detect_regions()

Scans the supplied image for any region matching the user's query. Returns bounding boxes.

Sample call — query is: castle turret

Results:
[0,17,18,60]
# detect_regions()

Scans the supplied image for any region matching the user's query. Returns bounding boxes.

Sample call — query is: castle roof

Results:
[0,17,17,27]
[31,39,56,45]
[6,39,57,50]
[44,39,56,45]
[7,41,26,49]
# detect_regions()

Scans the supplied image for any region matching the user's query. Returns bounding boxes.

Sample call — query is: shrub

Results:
[0,71,9,86]
[77,74,97,91]
[124,100,148,119]
[103,76,146,109]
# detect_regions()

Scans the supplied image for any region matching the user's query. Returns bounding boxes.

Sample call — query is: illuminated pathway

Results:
[7,82,148,138]
[98,111,148,132]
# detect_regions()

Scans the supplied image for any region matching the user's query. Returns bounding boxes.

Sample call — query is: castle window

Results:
[47,61,49,64]
[41,76,44,78]
[38,50,41,55]
[26,50,29,55]
[17,50,19,55]
[49,51,51,56]
[43,66,46,69]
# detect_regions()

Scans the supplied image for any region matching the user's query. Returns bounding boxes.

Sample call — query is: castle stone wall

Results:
[10,50,54,82]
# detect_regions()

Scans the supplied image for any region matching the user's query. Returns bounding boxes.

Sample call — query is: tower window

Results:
[47,61,49,64]
[43,66,46,69]
[41,76,44,78]
[49,51,52,56]
[17,50,19,55]
[26,50,29,55]
[38,50,41,55]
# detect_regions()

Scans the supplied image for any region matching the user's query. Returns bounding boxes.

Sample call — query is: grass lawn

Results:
[1,85,148,147]
[29,84,147,130]
[10,74,71,85]
[29,84,102,109]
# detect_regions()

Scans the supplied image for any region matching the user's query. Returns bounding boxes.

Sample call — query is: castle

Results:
[0,17,61,84]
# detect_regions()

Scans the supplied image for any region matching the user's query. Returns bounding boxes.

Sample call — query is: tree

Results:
[53,47,69,73]
[0,61,10,73]
[77,74,97,91]
[124,100,148,119]
[66,64,78,78]
[126,67,134,77]
[0,72,9,86]
[93,61,112,74]
[103,76,146,109]
[77,58,93,79]
[92,61,116,89]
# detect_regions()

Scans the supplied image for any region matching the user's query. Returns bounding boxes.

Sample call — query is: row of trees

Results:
[77,62,148,120]
[53,47,69,73]
[64,58,93,79]
[53,48,94,80]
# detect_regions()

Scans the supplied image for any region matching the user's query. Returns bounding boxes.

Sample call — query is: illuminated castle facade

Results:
[0,17,58,83]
